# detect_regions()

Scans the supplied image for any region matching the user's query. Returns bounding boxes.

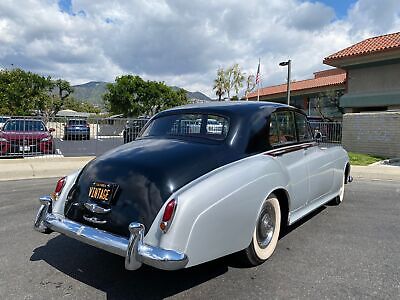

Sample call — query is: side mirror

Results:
[315,131,322,141]
[49,128,55,132]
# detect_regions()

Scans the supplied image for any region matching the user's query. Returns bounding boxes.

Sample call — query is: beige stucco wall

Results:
[342,112,400,158]
[347,63,400,94]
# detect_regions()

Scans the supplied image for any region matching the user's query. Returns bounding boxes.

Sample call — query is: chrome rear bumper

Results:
[34,195,188,271]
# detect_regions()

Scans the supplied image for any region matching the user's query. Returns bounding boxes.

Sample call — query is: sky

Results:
[0,0,399,98]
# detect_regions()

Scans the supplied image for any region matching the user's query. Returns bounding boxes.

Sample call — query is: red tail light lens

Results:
[160,199,177,232]
[54,177,66,195]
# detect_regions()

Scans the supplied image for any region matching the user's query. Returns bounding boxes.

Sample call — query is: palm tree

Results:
[213,68,226,101]
[245,74,256,100]
[224,67,233,100]
[231,64,245,98]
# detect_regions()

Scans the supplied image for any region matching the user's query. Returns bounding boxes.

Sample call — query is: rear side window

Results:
[272,111,297,146]
[295,113,313,142]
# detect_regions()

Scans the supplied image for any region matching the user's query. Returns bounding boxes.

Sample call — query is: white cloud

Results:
[0,0,399,98]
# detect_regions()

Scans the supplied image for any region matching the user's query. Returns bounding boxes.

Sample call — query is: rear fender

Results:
[52,170,81,215]
[144,154,290,268]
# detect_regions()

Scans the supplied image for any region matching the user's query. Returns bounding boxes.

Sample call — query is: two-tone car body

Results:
[35,102,351,270]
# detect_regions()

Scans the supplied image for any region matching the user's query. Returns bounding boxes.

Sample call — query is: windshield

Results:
[0,117,9,123]
[3,120,46,132]
[140,113,230,140]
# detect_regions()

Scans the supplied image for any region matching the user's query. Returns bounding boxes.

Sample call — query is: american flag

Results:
[255,59,261,84]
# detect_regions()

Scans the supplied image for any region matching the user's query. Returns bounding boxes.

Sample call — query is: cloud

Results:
[0,0,399,98]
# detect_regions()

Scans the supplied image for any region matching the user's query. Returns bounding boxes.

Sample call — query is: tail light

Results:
[159,199,177,233]
[52,177,66,200]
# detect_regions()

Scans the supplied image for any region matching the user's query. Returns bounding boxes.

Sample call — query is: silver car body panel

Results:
[44,143,349,269]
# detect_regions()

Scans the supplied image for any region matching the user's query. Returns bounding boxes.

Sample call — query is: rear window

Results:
[140,113,230,140]
[68,119,87,125]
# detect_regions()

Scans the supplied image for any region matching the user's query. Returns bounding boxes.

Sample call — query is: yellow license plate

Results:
[88,182,118,203]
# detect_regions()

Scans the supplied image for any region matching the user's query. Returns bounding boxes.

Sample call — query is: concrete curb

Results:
[1,156,400,182]
[0,156,94,181]
[351,165,400,181]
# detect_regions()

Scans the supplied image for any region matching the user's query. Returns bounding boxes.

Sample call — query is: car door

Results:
[268,110,309,212]
[296,113,334,202]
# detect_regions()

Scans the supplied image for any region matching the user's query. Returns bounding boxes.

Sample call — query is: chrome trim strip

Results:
[263,142,316,157]
[83,215,107,224]
[84,202,111,214]
[34,195,188,271]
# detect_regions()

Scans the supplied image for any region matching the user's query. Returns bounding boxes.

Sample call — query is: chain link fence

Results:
[0,116,149,158]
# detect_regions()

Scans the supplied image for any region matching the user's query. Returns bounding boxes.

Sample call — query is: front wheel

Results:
[240,194,281,266]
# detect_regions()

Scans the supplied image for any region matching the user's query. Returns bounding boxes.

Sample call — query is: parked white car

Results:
[34,102,352,271]
[0,116,10,129]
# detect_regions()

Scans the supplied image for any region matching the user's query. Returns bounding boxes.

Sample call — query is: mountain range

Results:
[71,81,211,106]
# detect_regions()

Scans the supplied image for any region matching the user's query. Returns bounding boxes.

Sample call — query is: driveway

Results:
[0,178,399,299]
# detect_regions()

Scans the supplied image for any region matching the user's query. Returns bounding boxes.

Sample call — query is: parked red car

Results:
[0,119,55,156]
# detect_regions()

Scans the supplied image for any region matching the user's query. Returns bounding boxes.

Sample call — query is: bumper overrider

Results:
[34,195,188,271]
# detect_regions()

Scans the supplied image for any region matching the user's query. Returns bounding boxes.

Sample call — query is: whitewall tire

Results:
[241,194,281,266]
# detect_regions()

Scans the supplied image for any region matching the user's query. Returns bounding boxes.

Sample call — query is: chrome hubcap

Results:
[256,202,276,249]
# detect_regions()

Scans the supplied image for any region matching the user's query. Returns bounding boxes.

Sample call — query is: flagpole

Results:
[256,58,260,101]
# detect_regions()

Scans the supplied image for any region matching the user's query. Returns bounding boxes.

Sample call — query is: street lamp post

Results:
[279,60,291,105]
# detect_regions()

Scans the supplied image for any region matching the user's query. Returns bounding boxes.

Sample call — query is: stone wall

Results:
[342,112,400,158]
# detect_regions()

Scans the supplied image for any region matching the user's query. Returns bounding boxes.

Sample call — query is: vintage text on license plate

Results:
[88,182,118,203]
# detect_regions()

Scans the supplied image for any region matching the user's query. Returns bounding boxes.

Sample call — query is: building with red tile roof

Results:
[247,68,346,119]
[324,31,400,112]
[249,31,400,117]
[324,32,400,65]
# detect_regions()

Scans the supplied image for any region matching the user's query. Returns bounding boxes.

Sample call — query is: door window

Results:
[276,111,296,144]
[295,113,313,142]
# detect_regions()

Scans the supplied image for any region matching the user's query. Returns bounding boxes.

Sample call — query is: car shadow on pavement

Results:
[30,205,328,298]
[30,235,228,299]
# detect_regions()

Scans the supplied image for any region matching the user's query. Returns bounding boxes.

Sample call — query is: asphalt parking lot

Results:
[54,137,124,157]
[0,178,399,299]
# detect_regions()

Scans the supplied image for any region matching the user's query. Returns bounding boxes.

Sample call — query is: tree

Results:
[213,64,246,101]
[103,75,189,117]
[0,68,53,116]
[224,67,233,100]
[245,74,256,100]
[52,79,74,115]
[63,97,101,114]
[213,68,225,101]
[231,64,245,98]
[315,90,344,120]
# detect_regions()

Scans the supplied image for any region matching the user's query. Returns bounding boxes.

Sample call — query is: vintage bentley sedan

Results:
[34,102,352,271]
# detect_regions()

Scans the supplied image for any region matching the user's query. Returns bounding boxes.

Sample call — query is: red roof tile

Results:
[324,32,400,63]
[248,72,346,99]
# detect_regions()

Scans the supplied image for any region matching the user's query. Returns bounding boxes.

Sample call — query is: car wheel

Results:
[241,194,281,266]
[331,172,345,205]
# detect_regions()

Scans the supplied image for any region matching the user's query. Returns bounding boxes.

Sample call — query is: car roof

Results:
[7,118,43,122]
[157,101,303,119]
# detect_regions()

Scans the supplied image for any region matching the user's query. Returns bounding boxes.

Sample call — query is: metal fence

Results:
[309,121,342,145]
[0,116,149,158]
[0,116,342,158]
